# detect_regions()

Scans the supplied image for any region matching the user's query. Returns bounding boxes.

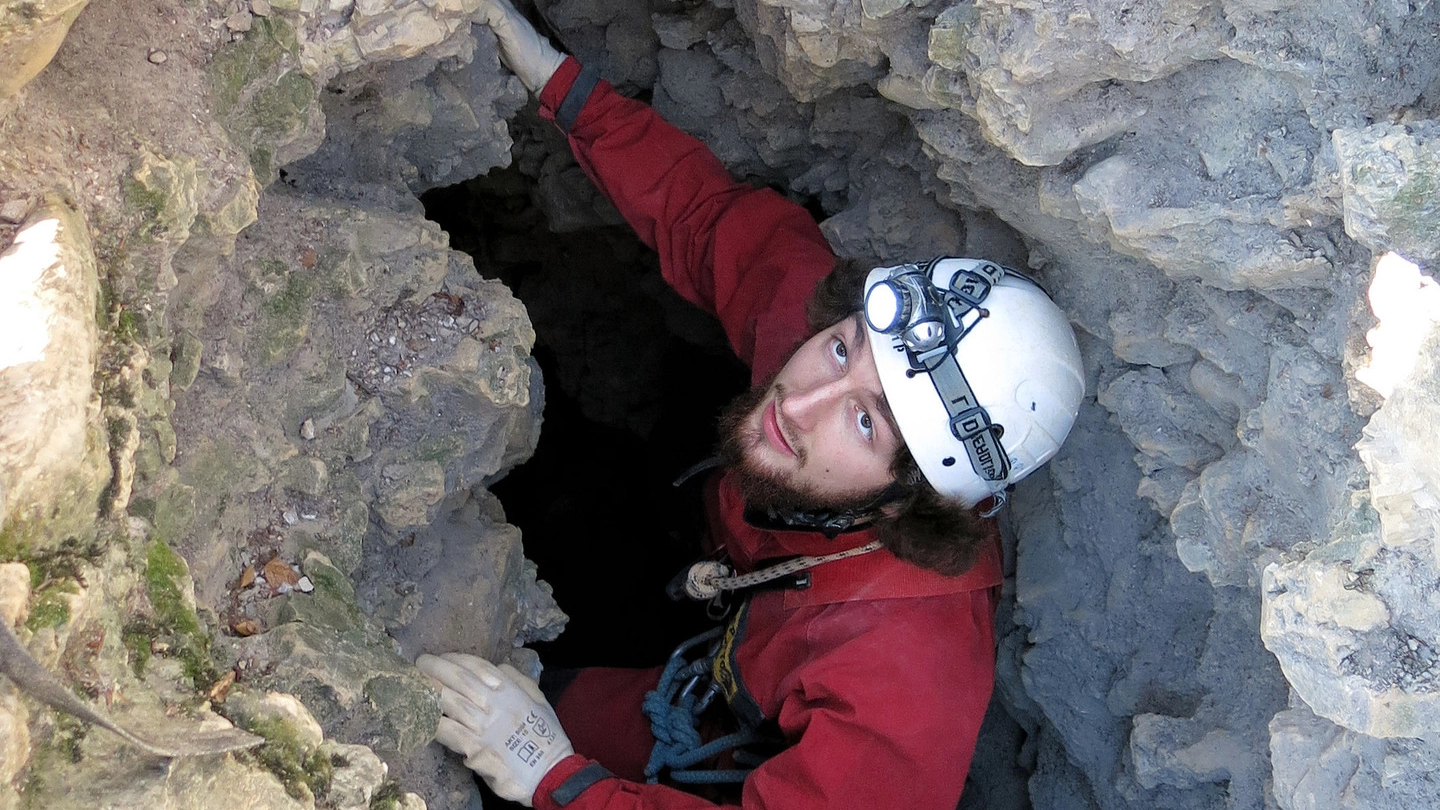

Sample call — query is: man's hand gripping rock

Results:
[418,653,574,806]
[476,0,565,93]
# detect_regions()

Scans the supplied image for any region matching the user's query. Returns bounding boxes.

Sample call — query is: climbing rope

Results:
[677,541,884,601]
[642,627,770,784]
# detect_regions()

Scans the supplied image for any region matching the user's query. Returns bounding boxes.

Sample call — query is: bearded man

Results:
[417,3,1085,808]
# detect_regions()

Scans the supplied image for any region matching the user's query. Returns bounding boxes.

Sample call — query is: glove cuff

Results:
[534,755,611,810]
[549,762,615,806]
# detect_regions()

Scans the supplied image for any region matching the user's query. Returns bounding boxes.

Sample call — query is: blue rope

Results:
[642,628,762,785]
[666,729,763,771]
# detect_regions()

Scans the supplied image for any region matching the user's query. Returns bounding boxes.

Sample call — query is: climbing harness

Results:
[672,541,883,602]
[646,541,885,784]
[642,610,785,785]
[642,627,764,784]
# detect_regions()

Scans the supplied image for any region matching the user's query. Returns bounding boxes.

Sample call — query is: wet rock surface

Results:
[0,0,1438,808]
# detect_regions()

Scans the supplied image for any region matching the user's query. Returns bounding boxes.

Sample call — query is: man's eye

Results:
[830,338,848,365]
[857,410,874,441]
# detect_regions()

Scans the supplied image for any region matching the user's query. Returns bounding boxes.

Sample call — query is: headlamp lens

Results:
[865,282,906,334]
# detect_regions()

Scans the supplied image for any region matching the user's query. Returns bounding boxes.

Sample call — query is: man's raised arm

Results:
[479,0,835,376]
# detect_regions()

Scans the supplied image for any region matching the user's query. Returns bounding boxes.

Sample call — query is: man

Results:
[417,2,1085,808]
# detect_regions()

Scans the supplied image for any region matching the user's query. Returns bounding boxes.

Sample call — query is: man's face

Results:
[719,313,904,511]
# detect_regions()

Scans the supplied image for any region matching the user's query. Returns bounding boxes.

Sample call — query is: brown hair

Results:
[807,256,991,576]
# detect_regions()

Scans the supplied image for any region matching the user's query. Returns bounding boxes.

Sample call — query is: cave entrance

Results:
[422,162,750,668]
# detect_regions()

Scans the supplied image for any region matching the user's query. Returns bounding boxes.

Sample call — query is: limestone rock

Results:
[223,688,326,752]
[32,754,310,810]
[3,0,1440,806]
[245,552,441,757]
[1263,322,1440,739]
[0,0,91,99]
[534,0,658,91]
[1334,122,1440,266]
[1131,714,1250,792]
[732,0,892,103]
[0,563,30,627]
[0,197,109,551]
[1270,703,1440,810]
[364,489,566,661]
[1097,366,1230,474]
[375,460,447,531]
[819,171,966,266]
[127,149,200,246]
[1222,0,1440,132]
[1070,150,1332,291]
[513,559,568,646]
[0,680,28,810]
[939,0,1230,166]
[0,565,29,807]
[286,29,526,195]
[322,740,389,809]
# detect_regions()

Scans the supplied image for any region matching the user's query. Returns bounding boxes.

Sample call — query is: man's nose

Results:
[779,378,847,430]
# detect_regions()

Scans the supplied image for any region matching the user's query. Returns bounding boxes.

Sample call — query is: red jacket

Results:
[531,58,1001,810]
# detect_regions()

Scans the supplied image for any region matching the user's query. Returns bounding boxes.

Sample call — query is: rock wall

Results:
[0,0,559,807]
[1,0,1439,808]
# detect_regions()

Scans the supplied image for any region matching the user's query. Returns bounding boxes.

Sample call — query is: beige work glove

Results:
[418,653,575,806]
[476,0,566,93]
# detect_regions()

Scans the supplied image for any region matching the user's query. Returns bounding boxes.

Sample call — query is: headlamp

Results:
[863,281,907,333]
[863,265,952,356]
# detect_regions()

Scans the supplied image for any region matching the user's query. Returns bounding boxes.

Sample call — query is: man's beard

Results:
[716,384,892,515]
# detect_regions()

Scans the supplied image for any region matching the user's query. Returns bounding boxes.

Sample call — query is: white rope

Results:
[681,541,885,601]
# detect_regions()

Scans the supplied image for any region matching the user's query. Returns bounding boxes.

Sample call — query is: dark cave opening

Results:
[422,163,754,668]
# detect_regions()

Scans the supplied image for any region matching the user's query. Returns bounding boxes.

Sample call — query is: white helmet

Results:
[864,258,1084,509]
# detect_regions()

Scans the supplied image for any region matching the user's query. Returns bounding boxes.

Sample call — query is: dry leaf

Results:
[263,558,299,590]
[431,291,465,316]
[300,248,317,269]
[208,670,237,703]
[239,565,256,589]
[232,619,260,637]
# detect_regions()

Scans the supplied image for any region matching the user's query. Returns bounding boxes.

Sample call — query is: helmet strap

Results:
[919,354,1011,486]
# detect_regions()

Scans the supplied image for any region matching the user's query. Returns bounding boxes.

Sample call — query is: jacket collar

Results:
[712,472,1003,607]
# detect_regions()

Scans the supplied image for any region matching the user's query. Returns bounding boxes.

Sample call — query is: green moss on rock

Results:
[209,15,298,117]
[3,537,99,632]
[148,483,196,547]
[316,247,365,297]
[122,618,156,676]
[369,781,407,810]
[23,582,73,631]
[207,15,317,185]
[123,151,199,248]
[143,540,214,687]
[235,715,335,803]
[250,71,316,146]
[257,265,315,365]
[262,553,442,756]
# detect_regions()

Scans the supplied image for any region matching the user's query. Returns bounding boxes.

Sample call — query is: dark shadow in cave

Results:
[422,163,753,668]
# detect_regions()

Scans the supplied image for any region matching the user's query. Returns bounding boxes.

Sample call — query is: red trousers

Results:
[553,666,665,783]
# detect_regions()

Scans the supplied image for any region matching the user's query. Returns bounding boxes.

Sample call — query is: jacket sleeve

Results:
[532,590,996,810]
[537,58,836,380]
